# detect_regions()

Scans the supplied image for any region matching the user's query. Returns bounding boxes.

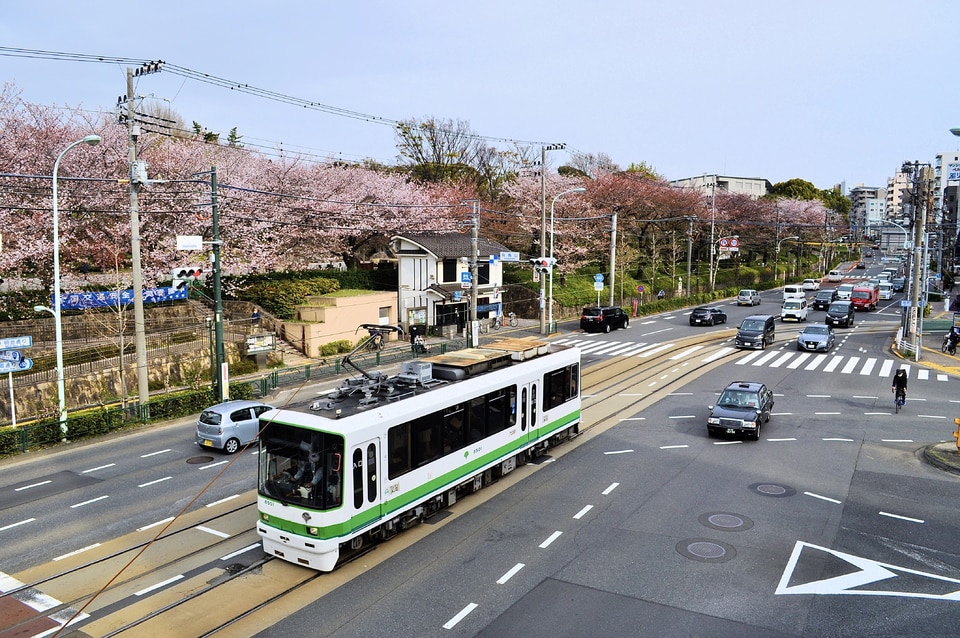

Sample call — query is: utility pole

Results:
[211,167,226,401]
[608,212,617,307]
[124,61,163,416]
[469,200,479,345]
[539,143,564,333]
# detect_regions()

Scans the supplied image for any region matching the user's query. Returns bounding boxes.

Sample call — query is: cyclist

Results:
[891,369,908,405]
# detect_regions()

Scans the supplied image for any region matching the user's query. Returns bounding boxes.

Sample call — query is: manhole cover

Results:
[676,538,736,563]
[749,482,796,498]
[699,512,754,532]
[187,455,215,464]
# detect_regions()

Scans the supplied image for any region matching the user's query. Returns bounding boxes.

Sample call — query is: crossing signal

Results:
[528,257,556,272]
[171,266,203,291]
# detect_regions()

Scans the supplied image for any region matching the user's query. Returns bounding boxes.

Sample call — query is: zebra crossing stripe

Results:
[637,343,675,358]
[669,345,705,360]
[878,359,894,377]
[701,347,734,363]
[804,354,828,370]
[860,358,877,375]
[918,369,929,380]
[840,357,861,373]
[769,352,794,368]
[823,356,844,372]
[751,351,781,366]
[787,353,811,369]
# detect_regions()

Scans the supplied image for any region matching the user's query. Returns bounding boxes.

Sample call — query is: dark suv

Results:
[825,300,855,328]
[812,288,838,311]
[707,381,774,440]
[580,306,629,333]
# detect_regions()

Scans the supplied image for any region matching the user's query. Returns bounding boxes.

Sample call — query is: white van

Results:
[827,270,844,282]
[783,285,805,301]
[879,282,893,300]
[781,298,808,322]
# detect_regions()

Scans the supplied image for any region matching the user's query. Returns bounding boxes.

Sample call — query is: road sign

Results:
[594,282,603,291]
[594,273,604,282]
[637,285,645,293]
[0,358,32,373]
[0,336,31,349]
[0,350,22,363]
[460,272,472,283]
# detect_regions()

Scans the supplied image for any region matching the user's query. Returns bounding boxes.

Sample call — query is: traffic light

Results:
[528,257,557,272]
[171,266,203,290]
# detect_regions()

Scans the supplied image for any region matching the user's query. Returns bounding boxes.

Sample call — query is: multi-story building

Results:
[885,170,910,224]
[670,174,772,199]
[847,185,886,240]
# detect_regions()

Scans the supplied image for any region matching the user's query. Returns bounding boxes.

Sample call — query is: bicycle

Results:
[894,388,906,413]
[507,312,519,327]
[492,315,503,330]
[942,333,957,356]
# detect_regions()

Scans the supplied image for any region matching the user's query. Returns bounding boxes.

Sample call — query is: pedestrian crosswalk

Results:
[556,338,951,382]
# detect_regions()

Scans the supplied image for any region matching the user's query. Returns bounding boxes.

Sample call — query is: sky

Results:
[2,1,959,192]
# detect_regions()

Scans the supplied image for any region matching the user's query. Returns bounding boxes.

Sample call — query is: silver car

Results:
[196,400,274,454]
[737,289,761,306]
[796,323,835,352]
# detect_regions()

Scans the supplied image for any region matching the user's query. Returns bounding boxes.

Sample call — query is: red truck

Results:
[851,285,879,311]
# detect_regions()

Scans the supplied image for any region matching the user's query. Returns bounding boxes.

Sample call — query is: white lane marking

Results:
[735,350,765,365]
[853,395,878,399]
[140,449,172,458]
[804,492,842,504]
[864,412,892,416]
[879,511,924,524]
[497,563,525,585]
[668,415,696,419]
[135,574,185,597]
[200,460,230,470]
[807,394,831,398]
[70,495,109,508]
[938,374,949,382]
[823,438,854,441]
[815,412,841,415]
[669,345,704,360]
[53,544,101,561]
[660,445,689,449]
[138,476,173,488]
[917,369,930,380]
[82,463,116,473]
[769,353,794,368]
[573,505,593,520]
[917,415,947,419]
[841,357,860,374]
[14,480,52,492]
[804,354,828,370]
[206,494,241,507]
[881,439,914,443]
[860,358,877,375]
[767,438,797,442]
[823,356,844,372]
[604,449,634,455]
[138,517,174,532]
[196,525,230,538]
[602,483,619,495]
[878,359,894,377]
[443,603,479,629]
[752,351,781,366]
[636,343,676,358]
[221,544,261,561]
[713,441,742,446]
[701,347,734,363]
[0,518,35,532]
[539,531,563,549]
[618,417,645,421]
[787,353,811,369]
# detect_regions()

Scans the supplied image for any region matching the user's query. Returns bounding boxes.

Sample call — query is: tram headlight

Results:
[307,526,319,536]
[260,512,270,523]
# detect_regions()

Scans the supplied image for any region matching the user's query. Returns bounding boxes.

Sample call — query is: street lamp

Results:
[775,236,799,285]
[48,134,101,436]
[548,187,585,332]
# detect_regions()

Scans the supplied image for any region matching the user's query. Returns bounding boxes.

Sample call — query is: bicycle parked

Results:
[507,312,519,327]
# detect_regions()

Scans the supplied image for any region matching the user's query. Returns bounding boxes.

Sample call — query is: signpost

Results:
[1,336,33,428]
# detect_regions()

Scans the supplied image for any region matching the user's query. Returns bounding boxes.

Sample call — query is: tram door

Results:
[519,380,539,440]
[350,439,382,518]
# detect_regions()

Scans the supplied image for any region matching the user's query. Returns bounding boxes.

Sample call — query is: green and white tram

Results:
[256,339,581,571]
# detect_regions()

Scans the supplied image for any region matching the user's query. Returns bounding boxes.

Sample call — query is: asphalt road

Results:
[253,306,960,637]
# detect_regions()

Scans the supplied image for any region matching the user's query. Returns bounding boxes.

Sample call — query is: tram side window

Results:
[388,424,411,478]
[544,364,579,411]
[366,443,377,503]
[521,388,528,431]
[443,405,466,455]
[466,396,486,444]
[486,387,516,436]
[412,414,441,467]
[353,448,364,509]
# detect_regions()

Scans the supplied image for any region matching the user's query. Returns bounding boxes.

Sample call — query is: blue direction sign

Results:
[0,336,32,349]
[0,358,32,373]
[594,273,604,282]
[0,350,22,363]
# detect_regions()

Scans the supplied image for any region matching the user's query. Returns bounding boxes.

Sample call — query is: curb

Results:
[921,442,960,476]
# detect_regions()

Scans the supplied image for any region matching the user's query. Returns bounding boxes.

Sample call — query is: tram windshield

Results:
[259,422,344,510]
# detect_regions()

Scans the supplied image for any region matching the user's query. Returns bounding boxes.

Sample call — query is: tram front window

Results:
[259,423,343,510]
